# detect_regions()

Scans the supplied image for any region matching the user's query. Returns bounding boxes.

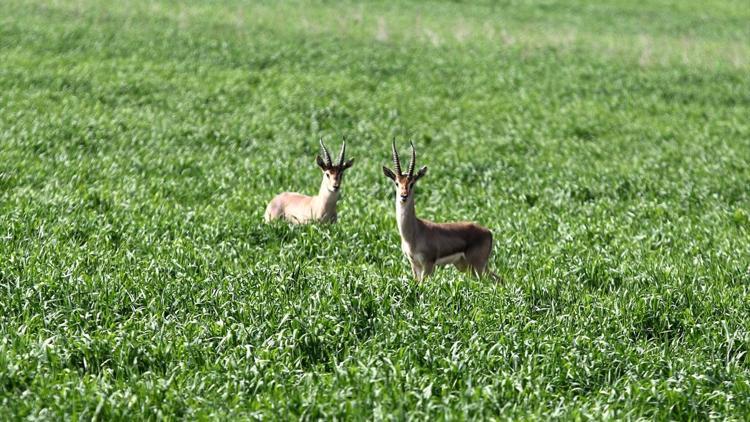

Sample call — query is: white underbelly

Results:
[435,252,465,266]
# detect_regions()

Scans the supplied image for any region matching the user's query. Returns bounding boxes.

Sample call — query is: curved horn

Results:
[408,140,416,177]
[338,137,346,167]
[319,138,332,167]
[391,138,402,175]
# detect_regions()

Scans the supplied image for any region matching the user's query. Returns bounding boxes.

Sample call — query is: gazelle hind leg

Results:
[264,195,288,223]
[466,237,493,278]
[264,203,279,222]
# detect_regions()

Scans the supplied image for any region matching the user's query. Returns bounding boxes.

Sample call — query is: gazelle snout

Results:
[398,182,411,201]
[325,170,343,192]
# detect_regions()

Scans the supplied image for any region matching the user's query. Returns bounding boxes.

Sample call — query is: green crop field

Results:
[1,0,749,419]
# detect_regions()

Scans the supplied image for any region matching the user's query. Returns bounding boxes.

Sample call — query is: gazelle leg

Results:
[408,257,422,280]
[454,258,470,273]
[468,256,488,278]
[420,261,435,281]
[466,237,493,278]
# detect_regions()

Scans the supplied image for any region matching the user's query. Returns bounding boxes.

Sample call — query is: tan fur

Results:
[264,176,340,224]
[265,139,353,224]
[384,141,496,281]
[395,194,493,280]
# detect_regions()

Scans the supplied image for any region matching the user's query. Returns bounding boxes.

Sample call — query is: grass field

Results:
[1,0,750,418]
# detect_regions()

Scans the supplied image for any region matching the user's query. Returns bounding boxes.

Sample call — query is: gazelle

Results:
[382,140,497,281]
[264,139,354,224]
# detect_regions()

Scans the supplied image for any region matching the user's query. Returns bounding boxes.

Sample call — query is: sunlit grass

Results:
[1,0,749,418]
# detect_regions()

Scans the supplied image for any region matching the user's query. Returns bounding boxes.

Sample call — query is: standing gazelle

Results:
[264,139,354,224]
[382,140,497,281]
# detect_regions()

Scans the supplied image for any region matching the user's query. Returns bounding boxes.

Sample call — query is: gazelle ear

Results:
[316,155,327,169]
[343,158,354,169]
[415,165,428,180]
[382,166,396,181]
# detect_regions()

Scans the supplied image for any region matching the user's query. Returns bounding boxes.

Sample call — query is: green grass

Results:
[1,0,749,418]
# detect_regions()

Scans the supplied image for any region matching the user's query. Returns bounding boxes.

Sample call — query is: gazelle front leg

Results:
[419,261,435,282]
[411,256,435,282]
[412,266,422,281]
[408,256,422,280]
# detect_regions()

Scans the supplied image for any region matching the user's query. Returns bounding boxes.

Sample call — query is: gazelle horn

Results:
[408,140,416,177]
[319,138,333,167]
[391,138,402,175]
[338,137,346,167]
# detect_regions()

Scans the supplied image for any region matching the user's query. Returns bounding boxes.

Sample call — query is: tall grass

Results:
[1,0,749,418]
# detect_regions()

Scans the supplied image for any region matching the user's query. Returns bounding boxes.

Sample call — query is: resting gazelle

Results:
[382,140,498,281]
[264,139,354,224]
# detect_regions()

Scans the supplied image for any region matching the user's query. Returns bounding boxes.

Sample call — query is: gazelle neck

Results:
[315,174,339,209]
[396,194,418,242]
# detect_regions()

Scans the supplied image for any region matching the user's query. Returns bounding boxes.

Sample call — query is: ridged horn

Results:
[338,137,346,167]
[407,140,416,177]
[319,138,332,167]
[391,138,402,175]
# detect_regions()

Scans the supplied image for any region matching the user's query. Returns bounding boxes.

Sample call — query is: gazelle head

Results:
[382,140,428,203]
[316,138,354,193]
